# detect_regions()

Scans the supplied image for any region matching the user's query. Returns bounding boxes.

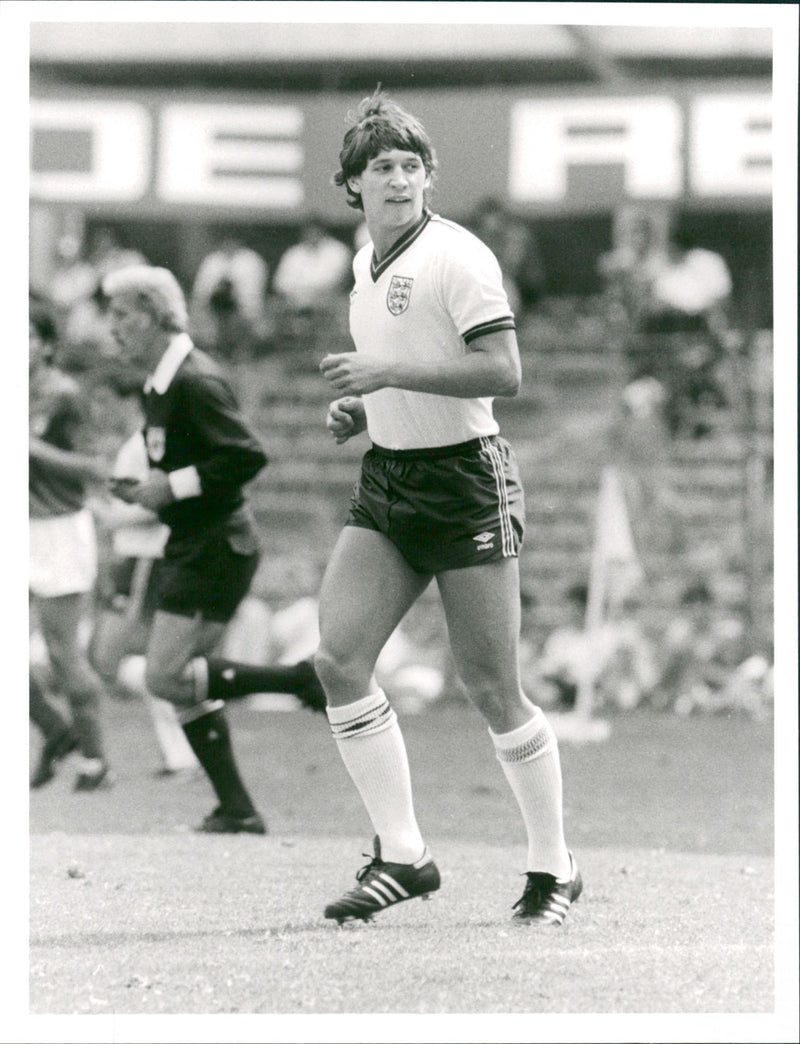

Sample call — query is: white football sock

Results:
[490,708,571,878]
[327,690,425,864]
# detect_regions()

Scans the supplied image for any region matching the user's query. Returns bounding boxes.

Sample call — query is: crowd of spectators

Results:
[35,218,356,375]
[519,579,772,721]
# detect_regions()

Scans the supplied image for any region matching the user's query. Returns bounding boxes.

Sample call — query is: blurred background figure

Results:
[271,216,353,352]
[597,208,669,328]
[29,302,114,791]
[189,235,271,360]
[534,582,658,714]
[655,580,761,716]
[44,226,149,373]
[86,226,148,283]
[49,233,98,318]
[625,218,736,438]
[468,197,547,317]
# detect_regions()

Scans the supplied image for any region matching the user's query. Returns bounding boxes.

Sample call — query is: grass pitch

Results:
[20,698,794,1041]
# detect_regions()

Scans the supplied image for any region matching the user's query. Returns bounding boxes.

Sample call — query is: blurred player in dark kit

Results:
[316,90,580,925]
[103,265,325,834]
[29,304,113,790]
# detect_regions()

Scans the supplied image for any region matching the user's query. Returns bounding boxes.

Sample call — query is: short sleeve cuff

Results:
[168,465,202,500]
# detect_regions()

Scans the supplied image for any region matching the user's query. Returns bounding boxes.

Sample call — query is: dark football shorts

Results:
[347,434,525,574]
[155,521,260,623]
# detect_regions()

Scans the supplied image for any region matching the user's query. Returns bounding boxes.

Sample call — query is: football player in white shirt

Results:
[317,89,581,927]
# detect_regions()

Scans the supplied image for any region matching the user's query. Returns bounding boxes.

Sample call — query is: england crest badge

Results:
[145,426,166,463]
[386,275,413,315]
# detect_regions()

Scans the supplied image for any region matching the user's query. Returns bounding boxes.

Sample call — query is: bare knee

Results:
[314,644,372,700]
[458,668,530,734]
[49,645,101,702]
[145,660,194,707]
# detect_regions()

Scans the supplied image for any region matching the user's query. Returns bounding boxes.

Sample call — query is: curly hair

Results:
[333,87,438,211]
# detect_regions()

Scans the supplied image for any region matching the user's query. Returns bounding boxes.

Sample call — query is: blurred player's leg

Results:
[29,672,78,788]
[145,609,265,832]
[144,691,200,775]
[190,655,326,713]
[37,592,113,790]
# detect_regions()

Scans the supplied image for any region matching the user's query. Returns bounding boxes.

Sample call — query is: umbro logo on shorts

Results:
[473,532,494,549]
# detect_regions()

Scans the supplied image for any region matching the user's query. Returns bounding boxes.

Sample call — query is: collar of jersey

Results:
[144,332,194,394]
[370,210,432,282]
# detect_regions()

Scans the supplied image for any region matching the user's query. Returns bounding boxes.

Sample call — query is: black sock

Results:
[207,657,313,700]
[182,707,257,818]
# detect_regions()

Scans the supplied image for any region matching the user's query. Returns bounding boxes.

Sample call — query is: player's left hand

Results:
[320,353,388,395]
[129,469,175,511]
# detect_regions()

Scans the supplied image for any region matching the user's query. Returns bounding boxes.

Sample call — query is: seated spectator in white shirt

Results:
[273,217,353,311]
[271,218,353,351]
[190,236,270,358]
[644,228,732,334]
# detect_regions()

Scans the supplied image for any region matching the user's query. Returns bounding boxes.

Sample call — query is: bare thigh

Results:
[145,610,226,706]
[315,527,431,705]
[436,558,532,733]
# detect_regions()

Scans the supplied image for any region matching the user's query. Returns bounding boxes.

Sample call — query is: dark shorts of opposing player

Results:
[346,435,525,574]
[155,519,260,623]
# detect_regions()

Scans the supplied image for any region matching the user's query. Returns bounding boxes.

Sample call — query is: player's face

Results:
[349,149,430,239]
[108,292,159,364]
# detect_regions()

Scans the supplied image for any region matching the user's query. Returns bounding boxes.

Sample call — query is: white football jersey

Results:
[349,212,515,449]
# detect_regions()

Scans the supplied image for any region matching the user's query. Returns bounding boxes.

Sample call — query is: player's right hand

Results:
[326,396,365,444]
[107,476,141,503]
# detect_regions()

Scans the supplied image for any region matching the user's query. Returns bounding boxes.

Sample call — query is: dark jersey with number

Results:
[142,347,267,544]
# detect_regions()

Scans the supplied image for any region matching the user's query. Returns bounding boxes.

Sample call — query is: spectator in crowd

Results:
[534,582,658,714]
[316,89,580,927]
[630,221,736,438]
[59,280,119,372]
[189,235,271,360]
[534,583,595,711]
[644,227,733,335]
[271,216,353,350]
[49,233,98,316]
[655,580,754,715]
[29,304,114,791]
[102,264,325,834]
[469,197,547,315]
[597,209,669,327]
[86,226,149,283]
[46,227,149,372]
[592,591,660,712]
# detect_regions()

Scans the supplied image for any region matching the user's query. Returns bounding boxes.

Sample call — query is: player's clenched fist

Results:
[326,396,366,444]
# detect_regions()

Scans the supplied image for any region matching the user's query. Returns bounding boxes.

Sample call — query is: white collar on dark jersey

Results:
[144,332,194,394]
